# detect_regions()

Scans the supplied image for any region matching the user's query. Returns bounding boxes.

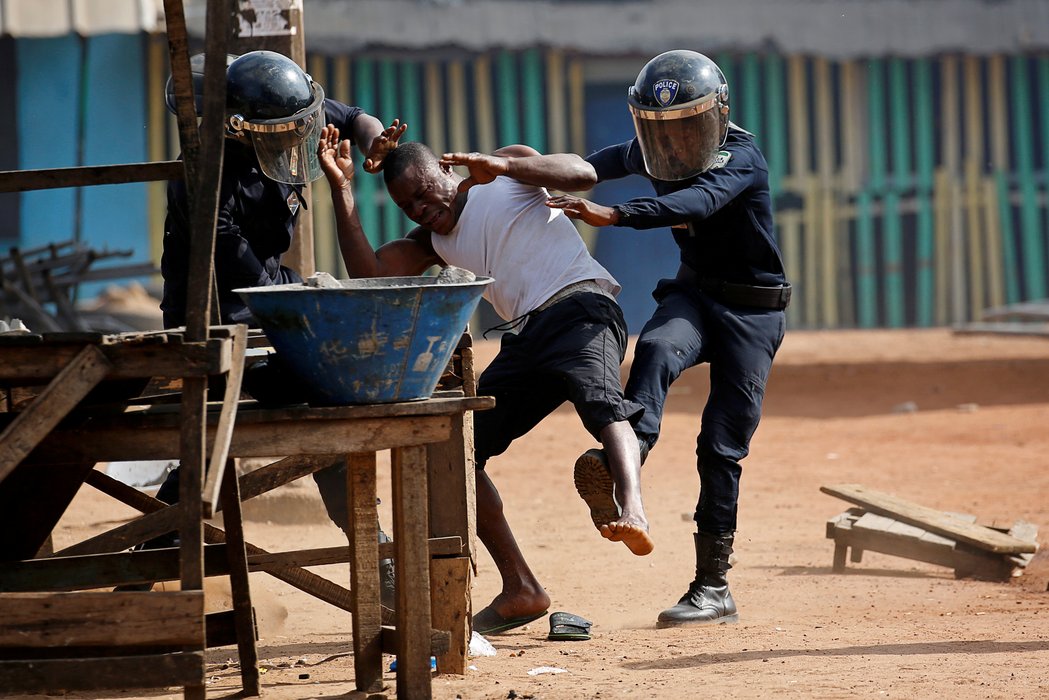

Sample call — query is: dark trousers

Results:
[625,278,785,534]
[474,292,643,468]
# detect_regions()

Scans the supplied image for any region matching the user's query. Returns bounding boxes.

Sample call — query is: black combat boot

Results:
[656,531,738,628]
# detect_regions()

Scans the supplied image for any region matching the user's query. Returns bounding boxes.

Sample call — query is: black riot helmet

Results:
[164,52,238,117]
[225,51,327,185]
[164,50,326,185]
[627,50,729,181]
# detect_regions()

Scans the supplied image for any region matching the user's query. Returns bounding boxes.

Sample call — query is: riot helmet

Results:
[225,51,326,185]
[164,52,238,117]
[627,50,729,181]
[164,50,326,185]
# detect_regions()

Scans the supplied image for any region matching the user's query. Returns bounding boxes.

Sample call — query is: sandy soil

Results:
[24,329,1049,700]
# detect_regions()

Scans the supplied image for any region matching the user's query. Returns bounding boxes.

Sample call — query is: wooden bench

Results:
[822,484,1038,580]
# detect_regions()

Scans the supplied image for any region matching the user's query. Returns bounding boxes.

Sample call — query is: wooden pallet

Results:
[826,507,1038,580]
[820,484,1036,554]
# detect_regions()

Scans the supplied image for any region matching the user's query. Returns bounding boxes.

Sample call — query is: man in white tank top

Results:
[318,127,653,635]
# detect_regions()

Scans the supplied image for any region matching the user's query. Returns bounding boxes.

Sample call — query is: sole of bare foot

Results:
[573,448,619,530]
[600,521,655,556]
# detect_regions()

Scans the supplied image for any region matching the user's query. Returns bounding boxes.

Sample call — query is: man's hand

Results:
[318,125,355,190]
[440,152,510,193]
[363,119,407,173]
[546,194,619,227]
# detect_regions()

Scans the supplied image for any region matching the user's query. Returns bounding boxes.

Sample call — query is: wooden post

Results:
[228,0,315,278]
[347,452,383,693]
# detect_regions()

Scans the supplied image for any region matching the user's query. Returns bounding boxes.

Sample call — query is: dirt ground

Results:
[29,328,1049,700]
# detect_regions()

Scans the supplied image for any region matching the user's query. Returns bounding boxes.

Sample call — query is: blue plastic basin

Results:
[236,275,491,405]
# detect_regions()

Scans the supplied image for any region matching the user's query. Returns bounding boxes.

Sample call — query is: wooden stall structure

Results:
[0,2,490,698]
[0,0,251,696]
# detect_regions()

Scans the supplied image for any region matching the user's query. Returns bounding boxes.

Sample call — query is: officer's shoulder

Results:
[721,129,763,162]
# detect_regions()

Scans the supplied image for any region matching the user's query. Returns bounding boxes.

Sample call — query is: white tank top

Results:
[430,176,620,321]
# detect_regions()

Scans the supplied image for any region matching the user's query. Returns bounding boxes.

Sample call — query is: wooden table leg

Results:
[347,452,383,693]
[426,410,475,675]
[430,556,471,674]
[392,444,433,700]
[219,458,260,696]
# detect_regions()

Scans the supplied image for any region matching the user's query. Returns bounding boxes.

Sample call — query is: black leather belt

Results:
[676,264,792,311]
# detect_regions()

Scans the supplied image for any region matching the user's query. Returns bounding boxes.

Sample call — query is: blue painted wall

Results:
[80,35,149,265]
[15,34,150,294]
[16,36,79,250]
[584,82,680,335]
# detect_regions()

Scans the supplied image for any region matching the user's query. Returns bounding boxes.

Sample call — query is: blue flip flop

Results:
[472,606,548,635]
[547,611,592,641]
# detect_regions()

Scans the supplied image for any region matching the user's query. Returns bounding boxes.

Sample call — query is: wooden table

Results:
[17,391,493,698]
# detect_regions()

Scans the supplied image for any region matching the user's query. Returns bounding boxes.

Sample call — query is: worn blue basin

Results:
[236,275,492,405]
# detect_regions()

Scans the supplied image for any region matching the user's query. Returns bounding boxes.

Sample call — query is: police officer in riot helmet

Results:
[160,50,404,327]
[153,51,403,617]
[548,49,791,628]
[626,49,730,181]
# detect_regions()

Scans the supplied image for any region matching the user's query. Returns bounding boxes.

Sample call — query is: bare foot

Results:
[599,515,655,556]
[473,590,551,635]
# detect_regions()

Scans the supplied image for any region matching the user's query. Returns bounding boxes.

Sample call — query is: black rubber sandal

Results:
[547,611,593,641]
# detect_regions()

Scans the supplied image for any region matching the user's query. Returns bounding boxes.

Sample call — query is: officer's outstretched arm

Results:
[441,145,596,193]
[546,194,619,228]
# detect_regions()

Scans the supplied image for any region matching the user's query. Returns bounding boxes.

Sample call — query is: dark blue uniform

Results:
[160,99,364,328]
[587,125,788,534]
[156,101,391,581]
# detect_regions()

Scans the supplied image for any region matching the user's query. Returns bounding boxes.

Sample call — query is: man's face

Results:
[387,161,459,236]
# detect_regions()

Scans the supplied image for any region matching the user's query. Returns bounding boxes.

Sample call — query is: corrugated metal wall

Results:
[293,49,1049,329]
[10,38,1046,328]
[12,33,151,289]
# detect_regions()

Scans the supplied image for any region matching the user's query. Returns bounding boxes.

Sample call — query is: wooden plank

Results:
[427,411,476,557]
[821,484,1035,553]
[178,376,208,595]
[828,514,958,569]
[430,556,470,675]
[392,444,433,699]
[202,326,248,517]
[235,455,331,503]
[0,591,203,647]
[181,0,231,341]
[218,457,260,695]
[0,338,230,381]
[0,161,183,193]
[0,546,231,592]
[0,652,204,692]
[246,537,463,570]
[29,414,454,463]
[82,470,361,613]
[55,504,181,557]
[2,538,456,592]
[0,345,111,484]
[348,452,383,694]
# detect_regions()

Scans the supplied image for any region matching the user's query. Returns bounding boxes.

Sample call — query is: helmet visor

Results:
[629,93,728,181]
[230,85,326,184]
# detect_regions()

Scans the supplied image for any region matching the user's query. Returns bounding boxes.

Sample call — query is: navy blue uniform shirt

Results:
[586,126,786,288]
[160,99,363,327]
